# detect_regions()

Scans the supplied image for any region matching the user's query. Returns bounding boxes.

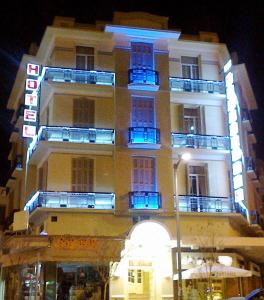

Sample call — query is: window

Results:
[72,158,94,192]
[133,157,156,191]
[51,216,58,222]
[188,165,207,196]
[76,46,94,70]
[183,106,202,134]
[128,269,145,294]
[181,56,199,79]
[73,98,94,127]
[131,96,155,127]
[131,42,153,69]
[38,161,48,190]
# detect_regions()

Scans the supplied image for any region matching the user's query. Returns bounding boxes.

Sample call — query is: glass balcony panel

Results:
[170,77,225,94]
[177,195,234,213]
[44,67,115,86]
[25,191,115,213]
[28,126,115,161]
[128,127,160,144]
[128,69,159,86]
[172,133,230,150]
[129,192,161,209]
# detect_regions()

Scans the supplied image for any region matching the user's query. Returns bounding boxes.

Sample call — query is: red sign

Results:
[22,125,36,138]
[24,109,37,122]
[25,94,38,106]
[26,79,39,91]
[27,63,40,77]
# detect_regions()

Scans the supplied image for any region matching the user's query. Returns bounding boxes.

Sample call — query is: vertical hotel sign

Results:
[22,63,41,138]
[224,60,246,210]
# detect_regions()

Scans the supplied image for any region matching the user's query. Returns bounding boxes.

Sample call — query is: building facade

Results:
[1,11,264,300]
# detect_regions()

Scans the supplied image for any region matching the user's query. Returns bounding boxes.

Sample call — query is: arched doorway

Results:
[110,221,173,300]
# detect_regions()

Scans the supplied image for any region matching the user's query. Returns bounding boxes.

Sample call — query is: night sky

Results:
[0,0,263,186]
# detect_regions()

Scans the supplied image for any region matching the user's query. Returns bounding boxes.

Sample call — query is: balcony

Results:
[128,127,160,149]
[128,69,159,91]
[28,126,115,162]
[44,67,115,86]
[245,156,257,179]
[241,108,253,132]
[24,191,115,213]
[129,192,161,209]
[170,77,225,94]
[172,133,230,151]
[176,195,234,213]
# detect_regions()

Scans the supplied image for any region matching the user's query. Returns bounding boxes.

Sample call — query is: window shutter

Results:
[132,97,154,127]
[133,157,155,191]
[131,42,153,69]
[73,98,94,127]
[72,157,94,192]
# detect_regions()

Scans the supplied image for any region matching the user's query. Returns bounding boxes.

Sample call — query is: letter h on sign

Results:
[27,63,40,77]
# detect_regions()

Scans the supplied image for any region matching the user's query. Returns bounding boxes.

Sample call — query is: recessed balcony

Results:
[24,191,115,213]
[129,191,161,210]
[172,133,230,152]
[44,67,115,86]
[128,127,160,149]
[245,156,257,179]
[128,68,159,91]
[28,126,115,163]
[170,77,225,94]
[176,195,234,213]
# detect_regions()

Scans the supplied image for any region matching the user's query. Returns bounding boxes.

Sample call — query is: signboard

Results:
[23,63,42,138]
[224,60,246,208]
[23,125,36,138]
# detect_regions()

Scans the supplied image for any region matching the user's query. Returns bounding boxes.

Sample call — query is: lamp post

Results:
[173,153,191,300]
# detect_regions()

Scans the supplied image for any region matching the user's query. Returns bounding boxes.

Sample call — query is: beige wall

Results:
[171,103,226,136]
[45,212,131,236]
[46,153,114,192]
[41,94,114,128]
[176,160,229,197]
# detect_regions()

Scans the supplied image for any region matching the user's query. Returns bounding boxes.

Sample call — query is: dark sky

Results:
[0,0,263,186]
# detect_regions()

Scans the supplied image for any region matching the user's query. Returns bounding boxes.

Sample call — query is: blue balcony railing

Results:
[176,195,234,213]
[24,191,115,213]
[170,77,225,94]
[128,69,159,87]
[172,133,230,150]
[129,192,161,209]
[128,127,160,145]
[44,67,115,86]
[28,126,115,161]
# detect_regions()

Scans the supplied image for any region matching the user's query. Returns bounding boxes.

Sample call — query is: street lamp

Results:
[174,152,191,300]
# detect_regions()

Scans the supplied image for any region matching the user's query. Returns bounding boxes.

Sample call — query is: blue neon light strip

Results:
[44,67,115,86]
[129,191,161,209]
[28,126,115,161]
[24,191,115,213]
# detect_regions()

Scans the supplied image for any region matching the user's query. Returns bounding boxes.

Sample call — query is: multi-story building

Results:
[1,11,264,300]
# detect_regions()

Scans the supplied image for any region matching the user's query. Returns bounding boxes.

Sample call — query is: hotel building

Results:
[1,11,264,300]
